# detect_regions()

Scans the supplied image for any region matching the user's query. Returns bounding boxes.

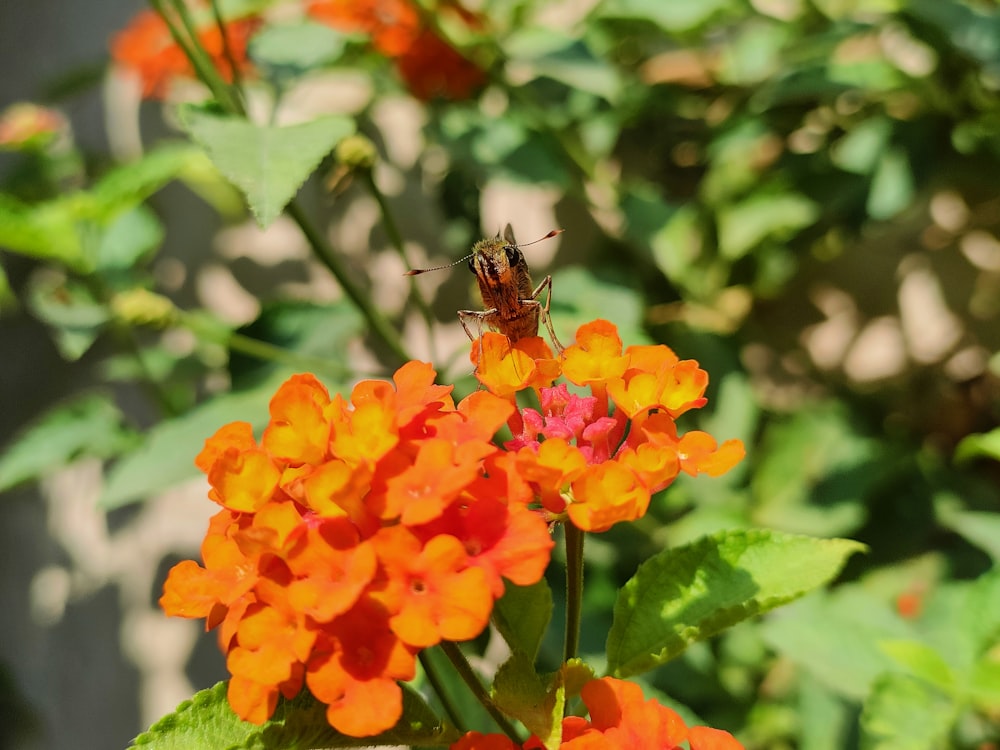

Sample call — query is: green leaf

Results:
[936,504,1000,562]
[879,640,956,692]
[0,194,86,270]
[89,144,212,219]
[492,651,563,748]
[866,147,914,220]
[249,22,346,74]
[548,267,650,349]
[178,106,355,227]
[831,117,892,175]
[99,379,280,510]
[955,427,1000,463]
[26,273,110,360]
[94,205,164,271]
[492,579,553,661]
[859,673,955,750]
[597,0,734,32]
[0,145,210,272]
[130,681,455,750]
[751,402,877,536]
[0,392,138,492]
[606,529,864,678]
[760,587,913,700]
[969,658,1000,707]
[717,192,819,260]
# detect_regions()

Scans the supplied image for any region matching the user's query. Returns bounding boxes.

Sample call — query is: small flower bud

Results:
[111,289,178,328]
[335,134,377,172]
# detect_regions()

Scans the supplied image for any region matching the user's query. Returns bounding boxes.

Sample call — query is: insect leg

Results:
[527,275,564,353]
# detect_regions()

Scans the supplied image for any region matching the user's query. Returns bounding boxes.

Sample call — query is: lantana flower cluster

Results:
[454,677,743,750]
[472,319,745,532]
[161,319,744,738]
[160,362,554,736]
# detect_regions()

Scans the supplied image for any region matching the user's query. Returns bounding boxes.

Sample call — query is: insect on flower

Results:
[405,224,564,352]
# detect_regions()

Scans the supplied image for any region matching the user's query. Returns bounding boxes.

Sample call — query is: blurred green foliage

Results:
[1,0,1000,747]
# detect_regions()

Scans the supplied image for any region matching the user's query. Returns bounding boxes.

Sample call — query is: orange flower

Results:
[470,319,745,533]
[373,526,492,647]
[110,7,257,99]
[308,0,486,100]
[395,27,486,101]
[163,363,553,736]
[454,677,744,750]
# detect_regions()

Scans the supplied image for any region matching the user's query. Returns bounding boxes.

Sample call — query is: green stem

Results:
[285,200,411,366]
[419,650,467,734]
[208,0,244,94]
[563,523,585,667]
[363,169,438,360]
[439,641,521,742]
[177,311,347,379]
[165,0,243,113]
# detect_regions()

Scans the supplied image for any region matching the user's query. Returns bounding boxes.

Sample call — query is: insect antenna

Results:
[404,254,475,276]
[518,229,564,247]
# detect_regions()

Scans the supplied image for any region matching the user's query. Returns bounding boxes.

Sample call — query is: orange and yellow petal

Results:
[677,433,746,477]
[207,446,281,513]
[689,726,745,750]
[561,319,628,387]
[568,462,650,533]
[262,374,331,466]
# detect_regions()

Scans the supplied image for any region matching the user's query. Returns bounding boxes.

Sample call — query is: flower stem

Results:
[419,650,467,734]
[439,641,522,742]
[362,169,439,360]
[563,523,585,668]
[150,0,243,114]
[284,200,411,366]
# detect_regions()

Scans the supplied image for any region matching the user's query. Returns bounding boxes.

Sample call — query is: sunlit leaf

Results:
[178,106,355,227]
[606,529,864,678]
[129,681,455,750]
[859,673,954,750]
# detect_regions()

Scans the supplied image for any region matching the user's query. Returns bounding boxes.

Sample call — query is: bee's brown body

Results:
[459,225,562,350]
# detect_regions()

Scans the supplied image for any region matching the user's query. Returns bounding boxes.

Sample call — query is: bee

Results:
[406,224,564,352]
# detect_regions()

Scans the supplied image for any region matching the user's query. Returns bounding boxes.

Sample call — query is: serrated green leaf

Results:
[492,580,553,661]
[0,392,138,492]
[492,651,563,749]
[606,529,865,678]
[178,107,355,227]
[130,681,455,750]
[859,673,955,750]
[130,681,257,750]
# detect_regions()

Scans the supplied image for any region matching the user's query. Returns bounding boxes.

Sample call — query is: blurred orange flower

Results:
[110,7,257,99]
[308,0,486,100]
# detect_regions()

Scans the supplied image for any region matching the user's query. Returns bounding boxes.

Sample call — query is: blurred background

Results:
[1,0,999,748]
